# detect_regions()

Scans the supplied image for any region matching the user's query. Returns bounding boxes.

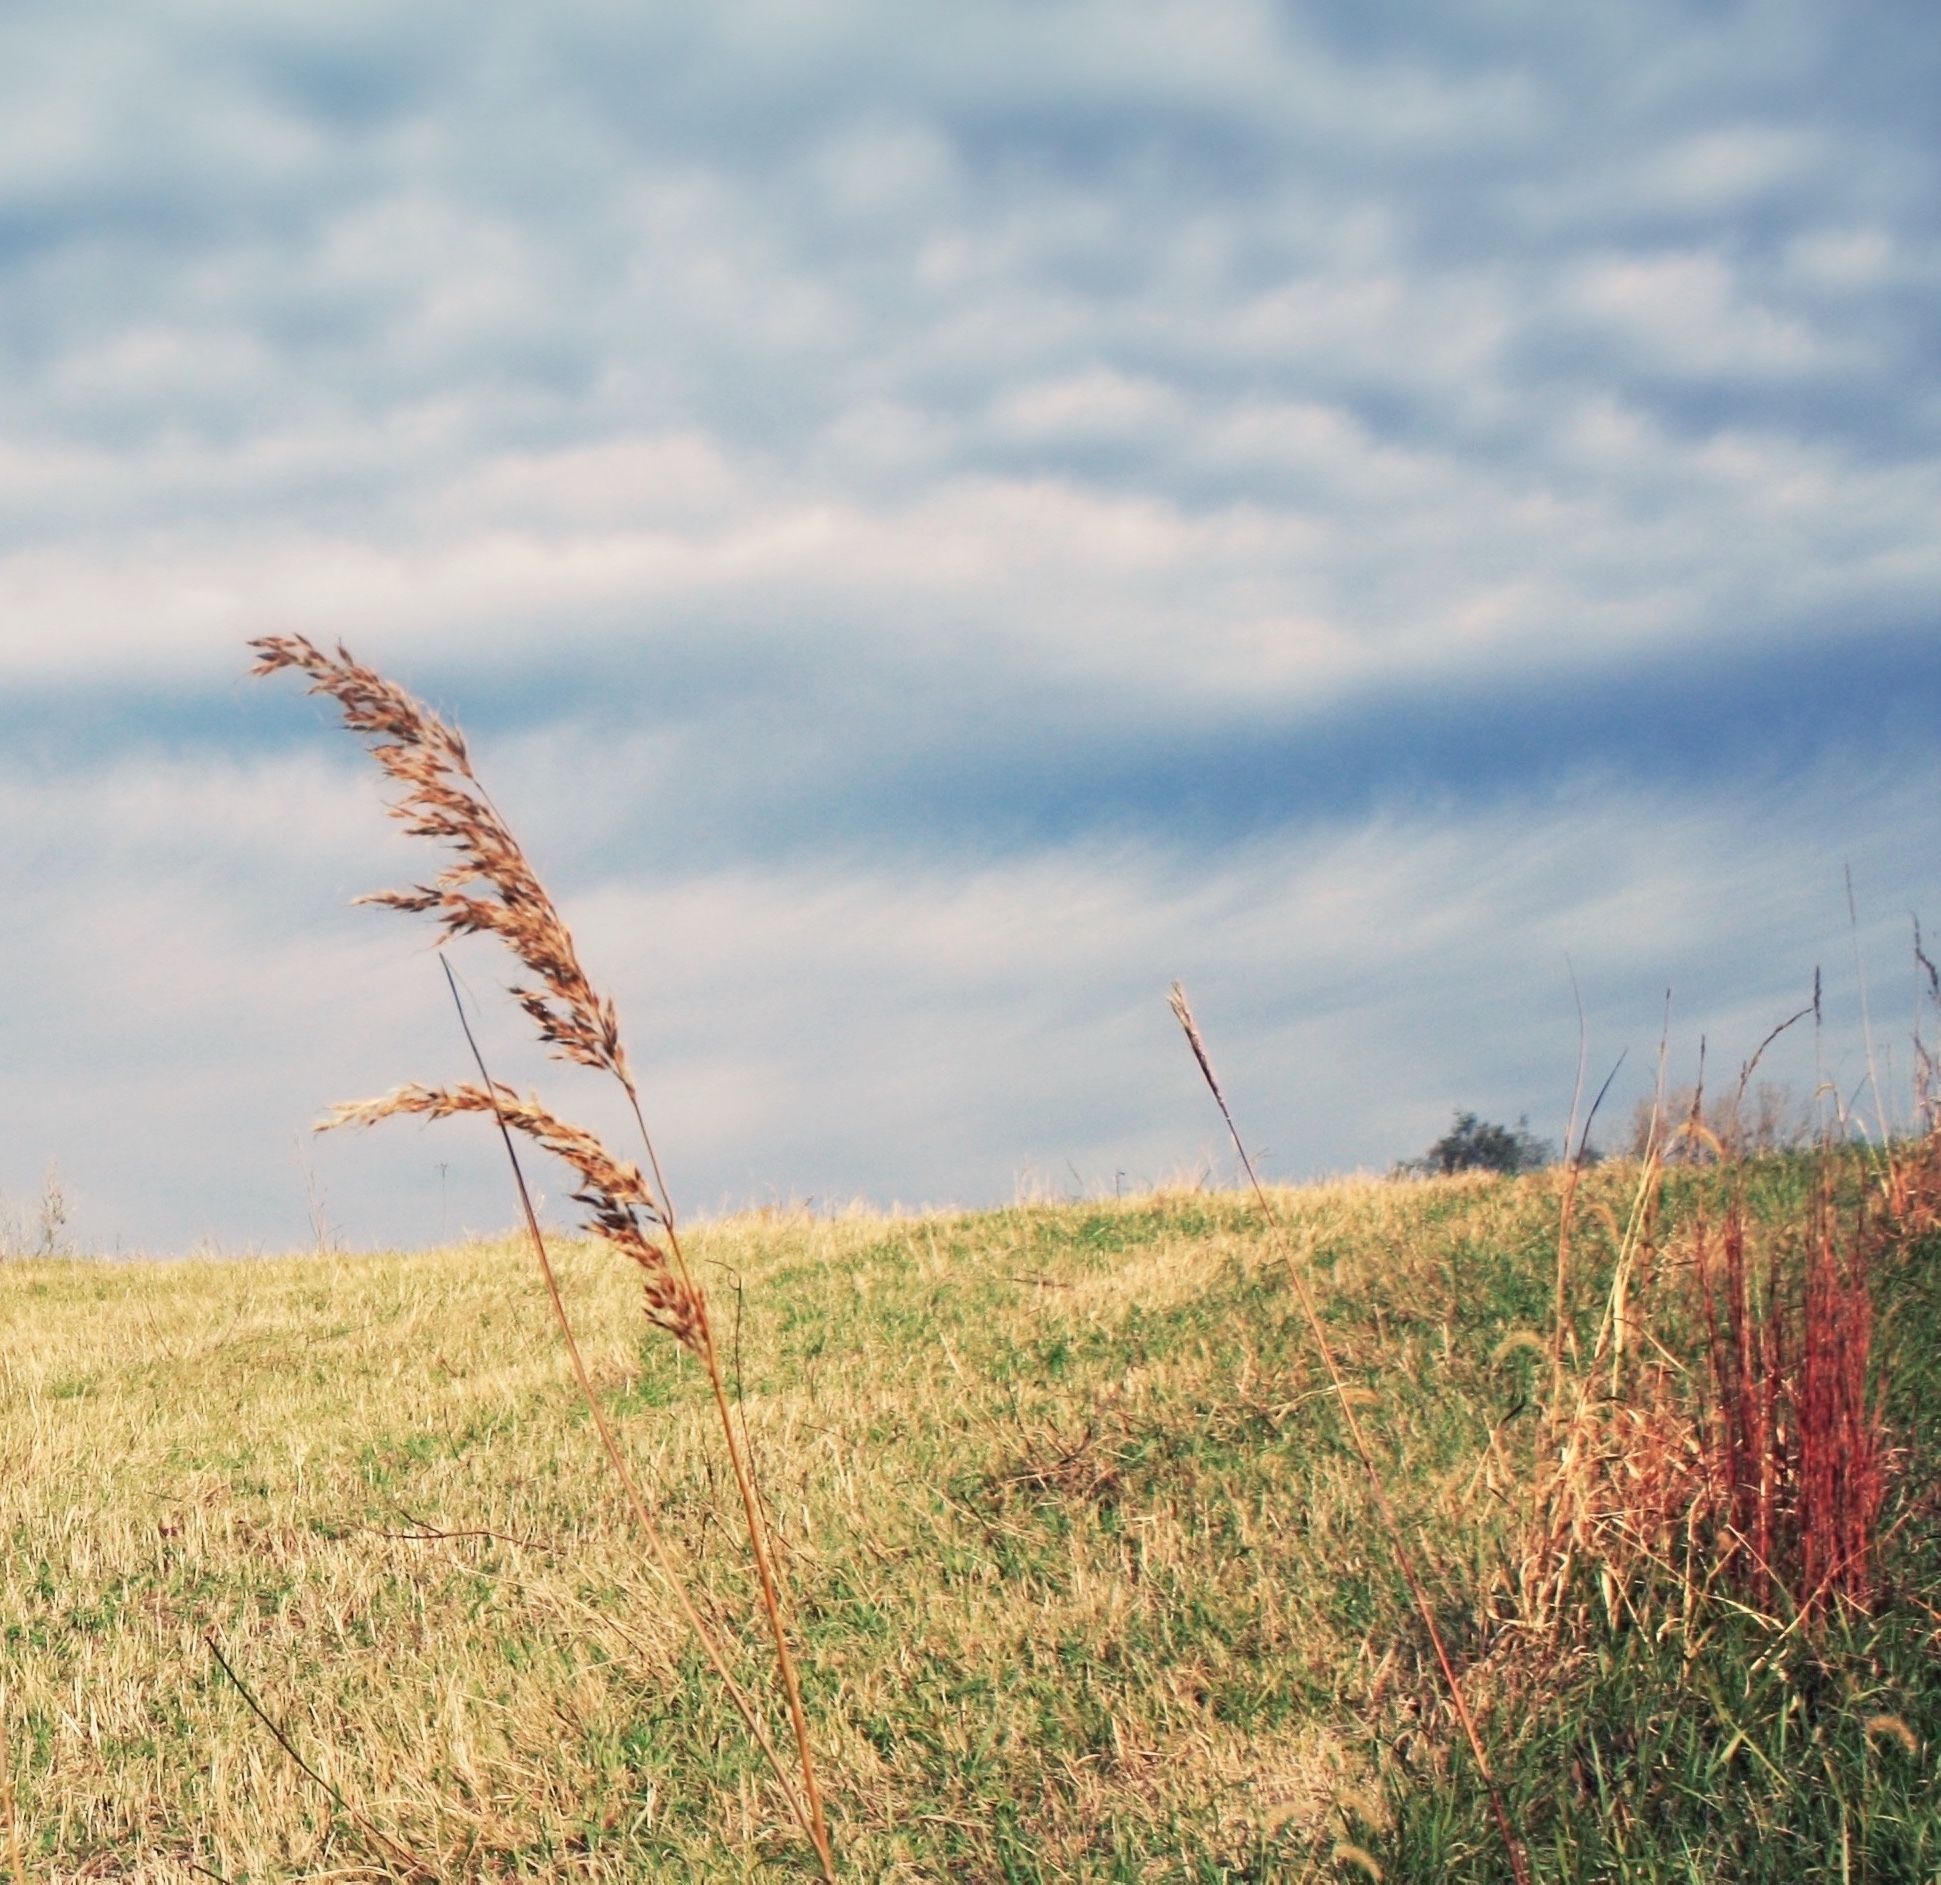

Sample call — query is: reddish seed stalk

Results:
[253,636,834,1879]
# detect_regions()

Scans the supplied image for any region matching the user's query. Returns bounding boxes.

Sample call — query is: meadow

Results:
[3,1157,1936,1880]
[11,636,1920,1881]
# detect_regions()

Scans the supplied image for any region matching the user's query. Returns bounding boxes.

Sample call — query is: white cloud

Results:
[1635,126,1824,215]
[1567,250,1832,376]
[4,371,1936,728]
[1783,226,1898,290]
[989,367,1182,443]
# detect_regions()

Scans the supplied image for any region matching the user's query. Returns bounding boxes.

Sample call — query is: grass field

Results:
[2,1163,1936,1881]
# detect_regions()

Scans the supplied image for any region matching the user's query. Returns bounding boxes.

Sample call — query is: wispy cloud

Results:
[6,741,1932,1249]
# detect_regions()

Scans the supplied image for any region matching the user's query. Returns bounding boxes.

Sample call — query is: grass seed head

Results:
[250,634,629,1087]
[322,1082,700,1350]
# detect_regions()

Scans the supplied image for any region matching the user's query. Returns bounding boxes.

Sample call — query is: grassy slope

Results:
[0,1169,1934,1881]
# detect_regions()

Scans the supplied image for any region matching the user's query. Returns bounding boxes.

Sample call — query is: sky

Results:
[3,2,1938,1253]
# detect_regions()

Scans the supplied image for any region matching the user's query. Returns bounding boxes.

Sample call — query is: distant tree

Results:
[1410,1110,1554,1177]
[0,1163,68,1259]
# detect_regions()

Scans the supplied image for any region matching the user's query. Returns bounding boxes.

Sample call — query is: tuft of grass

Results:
[1464,1108,1938,1884]
[1693,1173,1886,1619]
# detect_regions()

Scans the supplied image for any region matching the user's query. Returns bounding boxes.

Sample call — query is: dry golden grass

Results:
[6,1158,1935,1877]
[0,1176,1549,1879]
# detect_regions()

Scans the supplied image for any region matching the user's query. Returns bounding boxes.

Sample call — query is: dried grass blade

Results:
[255,636,836,1878]
[0,1686,22,1885]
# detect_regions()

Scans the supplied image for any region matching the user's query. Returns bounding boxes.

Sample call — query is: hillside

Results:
[1,1168,1935,1880]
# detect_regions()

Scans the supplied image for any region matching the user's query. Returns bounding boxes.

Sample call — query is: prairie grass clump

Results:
[1692,1176,1887,1619]
[251,635,832,1876]
[1516,1120,1893,1643]
[1376,1120,1936,1880]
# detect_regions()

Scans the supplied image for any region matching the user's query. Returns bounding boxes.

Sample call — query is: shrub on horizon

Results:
[1404,1110,1555,1177]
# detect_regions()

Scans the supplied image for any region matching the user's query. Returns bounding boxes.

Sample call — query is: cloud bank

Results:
[1,2,1936,1246]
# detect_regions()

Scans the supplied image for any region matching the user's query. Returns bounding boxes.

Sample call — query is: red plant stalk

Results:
[1693,1182,1884,1623]
[1797,1189,1881,1608]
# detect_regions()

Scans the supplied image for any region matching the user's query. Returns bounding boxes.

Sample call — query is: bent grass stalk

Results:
[432,962,812,1818]
[251,636,834,1878]
[1168,983,1533,1885]
[203,1632,434,1882]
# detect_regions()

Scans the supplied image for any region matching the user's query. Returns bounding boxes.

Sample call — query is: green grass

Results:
[0,1166,1933,1879]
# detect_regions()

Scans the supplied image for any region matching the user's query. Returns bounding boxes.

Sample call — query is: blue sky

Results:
[3,2,1938,1251]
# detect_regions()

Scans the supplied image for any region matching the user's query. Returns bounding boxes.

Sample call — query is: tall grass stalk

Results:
[1168,983,1534,1885]
[252,636,834,1878]
[1693,1174,1885,1621]
[435,959,818,1843]
[1522,1089,1892,1663]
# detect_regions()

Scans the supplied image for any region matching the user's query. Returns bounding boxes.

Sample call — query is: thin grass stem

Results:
[0,1687,24,1885]
[439,962,831,1875]
[624,1082,834,1875]
[1168,983,1533,1885]
[203,1633,432,1881]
